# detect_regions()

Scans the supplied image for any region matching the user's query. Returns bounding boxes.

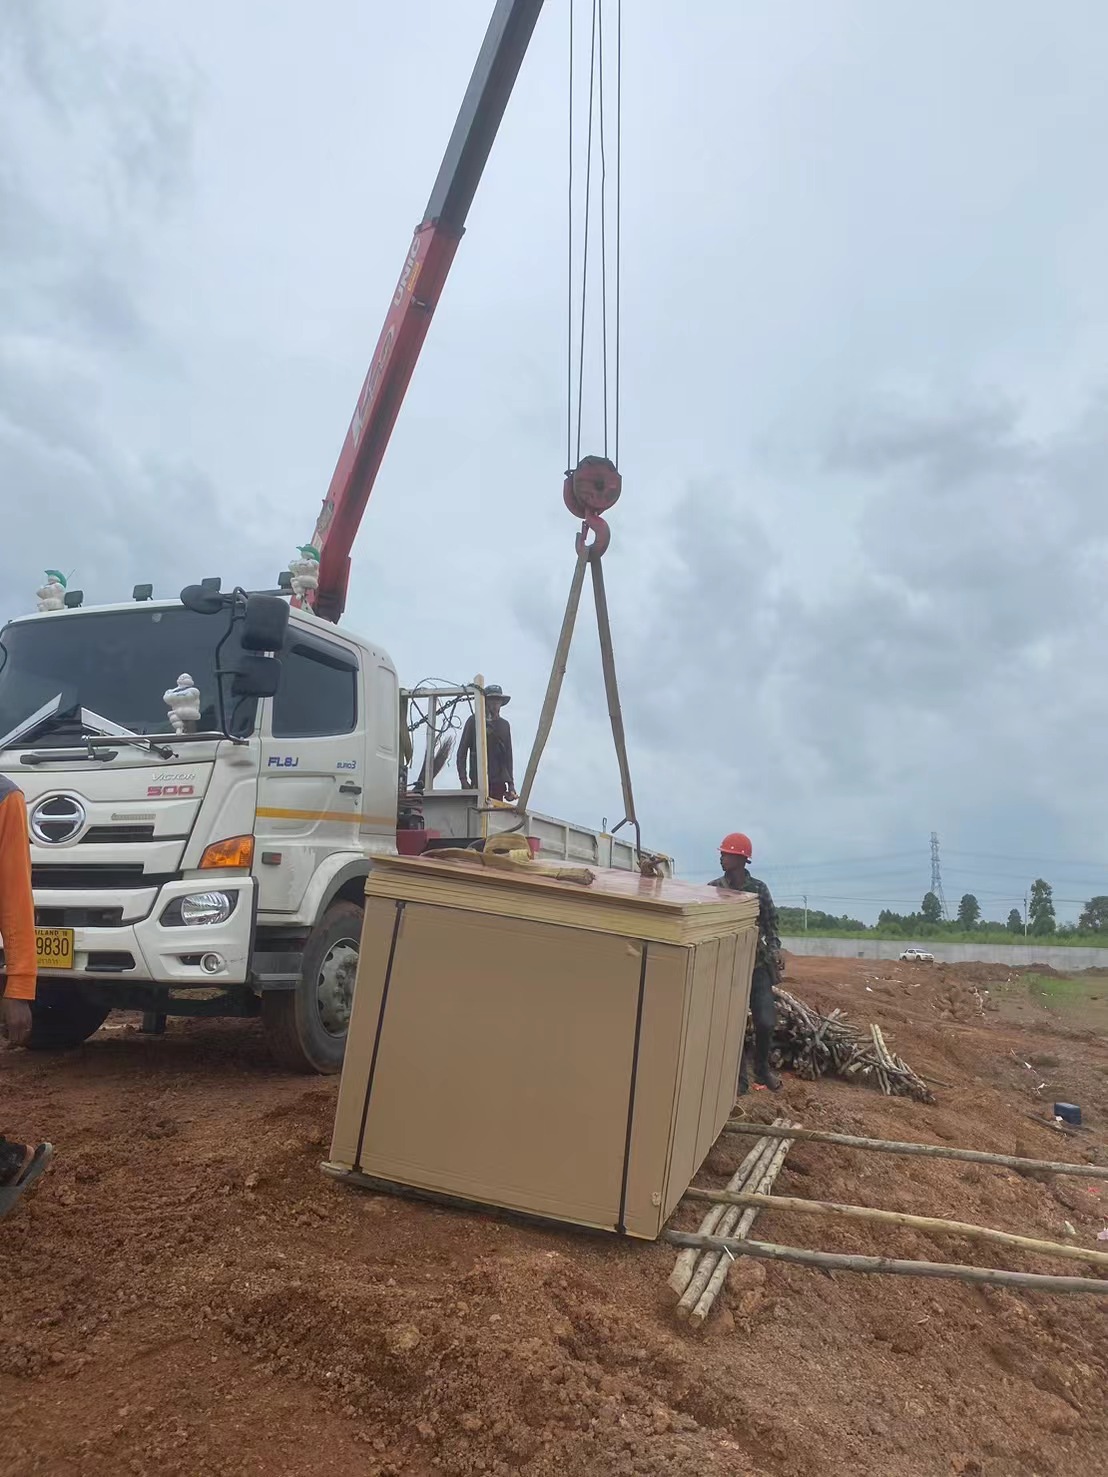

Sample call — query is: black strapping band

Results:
[616,941,648,1234]
[353,900,405,1170]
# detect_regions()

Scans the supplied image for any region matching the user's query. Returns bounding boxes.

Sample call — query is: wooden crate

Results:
[325,855,759,1239]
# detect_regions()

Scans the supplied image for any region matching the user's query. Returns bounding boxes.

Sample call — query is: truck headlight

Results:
[161,891,238,927]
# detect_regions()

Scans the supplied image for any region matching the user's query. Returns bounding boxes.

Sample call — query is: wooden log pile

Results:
[769,988,935,1103]
[667,1117,798,1327]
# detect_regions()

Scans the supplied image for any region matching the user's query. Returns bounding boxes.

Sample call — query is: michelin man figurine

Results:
[164,673,202,734]
[36,570,67,612]
[288,544,320,601]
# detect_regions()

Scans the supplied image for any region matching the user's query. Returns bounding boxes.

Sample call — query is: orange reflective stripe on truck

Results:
[255,806,395,827]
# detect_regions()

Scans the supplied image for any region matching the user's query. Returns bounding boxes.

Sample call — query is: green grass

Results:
[995,971,1108,1031]
[1023,973,1106,1003]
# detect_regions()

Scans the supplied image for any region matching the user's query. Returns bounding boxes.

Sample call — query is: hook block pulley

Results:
[563,455,621,556]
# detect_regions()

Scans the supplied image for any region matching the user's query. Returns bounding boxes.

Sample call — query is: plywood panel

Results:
[663,947,717,1213]
[352,903,643,1230]
[708,931,743,1135]
[620,943,687,1238]
[718,931,755,1135]
[330,896,405,1170]
[695,939,734,1168]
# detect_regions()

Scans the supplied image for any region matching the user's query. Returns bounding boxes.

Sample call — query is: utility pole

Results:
[803,894,808,933]
[930,831,949,920]
[1024,891,1029,938]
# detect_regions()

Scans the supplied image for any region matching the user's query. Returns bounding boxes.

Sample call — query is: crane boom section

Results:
[309,0,546,622]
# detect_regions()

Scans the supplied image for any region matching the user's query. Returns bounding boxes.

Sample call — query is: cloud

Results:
[0,1,231,618]
[584,387,1108,897]
[5,0,1108,924]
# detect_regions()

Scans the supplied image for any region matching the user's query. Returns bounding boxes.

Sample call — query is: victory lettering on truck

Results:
[0,580,665,1073]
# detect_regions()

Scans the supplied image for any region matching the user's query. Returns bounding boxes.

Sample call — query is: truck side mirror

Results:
[232,654,283,699]
[241,594,290,653]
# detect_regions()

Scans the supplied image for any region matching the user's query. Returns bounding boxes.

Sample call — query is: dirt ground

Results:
[2,955,1106,1477]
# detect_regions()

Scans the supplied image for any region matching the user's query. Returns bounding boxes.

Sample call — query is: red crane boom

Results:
[306,0,546,622]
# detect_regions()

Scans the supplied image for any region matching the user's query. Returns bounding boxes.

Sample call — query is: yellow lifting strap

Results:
[513,543,640,858]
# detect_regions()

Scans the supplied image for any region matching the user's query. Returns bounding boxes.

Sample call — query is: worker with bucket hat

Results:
[457,683,516,801]
[709,832,782,1093]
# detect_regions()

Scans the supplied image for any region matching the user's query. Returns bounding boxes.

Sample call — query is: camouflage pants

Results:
[740,964,778,1081]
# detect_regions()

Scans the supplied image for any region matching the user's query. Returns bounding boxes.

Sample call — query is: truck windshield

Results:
[0,607,253,746]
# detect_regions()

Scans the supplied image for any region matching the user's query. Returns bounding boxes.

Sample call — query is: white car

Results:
[899,948,935,963]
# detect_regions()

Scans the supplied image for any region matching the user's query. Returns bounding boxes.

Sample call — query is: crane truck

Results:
[0,0,667,1074]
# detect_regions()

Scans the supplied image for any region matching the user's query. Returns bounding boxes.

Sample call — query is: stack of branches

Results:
[770,988,935,1104]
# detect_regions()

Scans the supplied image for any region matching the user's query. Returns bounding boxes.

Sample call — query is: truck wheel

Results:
[26,985,111,1050]
[261,901,363,1074]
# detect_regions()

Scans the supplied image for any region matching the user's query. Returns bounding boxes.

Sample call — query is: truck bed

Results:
[415,794,671,874]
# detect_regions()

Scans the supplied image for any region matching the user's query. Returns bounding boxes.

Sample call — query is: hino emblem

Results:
[30,794,87,845]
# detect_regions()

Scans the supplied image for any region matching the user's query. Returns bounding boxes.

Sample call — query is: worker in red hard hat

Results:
[710,832,783,1093]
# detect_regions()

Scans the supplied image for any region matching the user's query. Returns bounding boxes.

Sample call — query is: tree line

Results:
[779,879,1108,940]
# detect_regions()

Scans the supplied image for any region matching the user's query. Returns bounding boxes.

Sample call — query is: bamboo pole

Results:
[687,1135,795,1326]
[682,1187,1108,1268]
[722,1121,1108,1180]
[674,1133,786,1316]
[661,1231,1108,1296]
[668,1135,769,1297]
[667,1119,785,1297]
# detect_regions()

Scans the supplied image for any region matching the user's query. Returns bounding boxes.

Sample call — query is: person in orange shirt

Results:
[1,775,53,1216]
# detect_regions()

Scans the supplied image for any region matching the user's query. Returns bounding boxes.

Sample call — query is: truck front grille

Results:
[81,825,157,844]
[32,864,177,891]
[35,905,125,928]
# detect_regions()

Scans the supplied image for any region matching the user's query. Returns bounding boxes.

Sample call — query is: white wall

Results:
[782,936,1108,970]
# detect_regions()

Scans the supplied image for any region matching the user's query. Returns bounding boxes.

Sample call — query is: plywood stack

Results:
[324,853,759,1238]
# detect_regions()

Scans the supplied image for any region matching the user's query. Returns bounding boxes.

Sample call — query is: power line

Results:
[756,851,924,871]
[770,894,952,906]
[947,850,1108,872]
[762,862,927,874]
[944,866,1108,885]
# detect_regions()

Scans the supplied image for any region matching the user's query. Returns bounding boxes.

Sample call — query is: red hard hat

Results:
[720,832,752,859]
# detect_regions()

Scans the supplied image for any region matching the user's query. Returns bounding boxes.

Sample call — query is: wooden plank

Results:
[365,854,759,945]
[682,1187,1108,1267]
[662,1231,1108,1295]
[723,1121,1108,1180]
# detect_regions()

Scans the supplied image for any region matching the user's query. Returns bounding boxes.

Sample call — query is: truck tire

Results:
[261,901,363,1074]
[26,985,111,1050]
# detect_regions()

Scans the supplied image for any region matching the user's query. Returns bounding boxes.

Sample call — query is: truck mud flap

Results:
[251,951,302,990]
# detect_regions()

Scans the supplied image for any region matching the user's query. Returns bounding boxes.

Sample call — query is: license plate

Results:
[35,927,74,970]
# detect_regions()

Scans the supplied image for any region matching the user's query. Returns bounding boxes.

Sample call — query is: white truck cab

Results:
[0,583,666,1072]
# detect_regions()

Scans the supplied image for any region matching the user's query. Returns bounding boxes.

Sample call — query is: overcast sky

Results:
[3,0,1108,923]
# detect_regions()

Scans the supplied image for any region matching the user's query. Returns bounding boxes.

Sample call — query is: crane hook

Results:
[564,454,621,559]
